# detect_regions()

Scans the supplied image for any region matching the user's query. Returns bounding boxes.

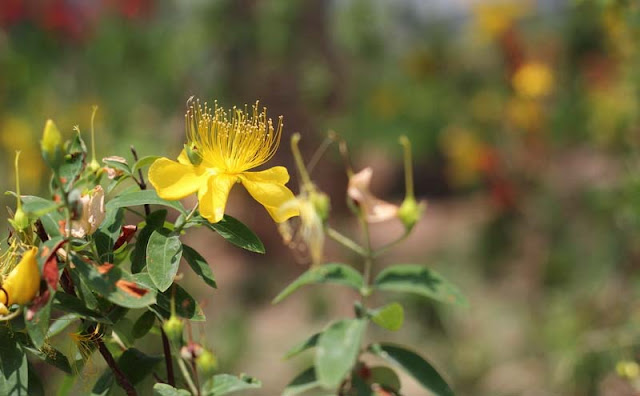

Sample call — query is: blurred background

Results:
[1,0,640,394]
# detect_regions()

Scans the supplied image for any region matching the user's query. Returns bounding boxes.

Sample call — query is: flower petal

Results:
[240,168,299,222]
[148,158,208,200]
[198,174,237,223]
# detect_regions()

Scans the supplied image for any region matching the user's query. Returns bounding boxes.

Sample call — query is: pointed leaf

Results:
[315,319,367,389]
[374,265,467,307]
[183,245,216,288]
[90,370,114,396]
[23,344,71,374]
[201,374,261,396]
[0,327,28,395]
[131,209,167,273]
[133,156,162,174]
[285,332,320,359]
[147,231,183,292]
[370,303,404,331]
[132,311,156,339]
[106,190,186,214]
[94,208,124,263]
[199,215,265,253]
[283,367,319,396]
[273,263,364,304]
[153,383,191,396]
[368,343,454,396]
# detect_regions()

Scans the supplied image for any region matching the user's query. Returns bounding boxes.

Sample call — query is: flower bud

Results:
[196,349,218,375]
[41,120,63,167]
[311,191,330,221]
[162,315,184,344]
[397,197,425,231]
[10,208,30,232]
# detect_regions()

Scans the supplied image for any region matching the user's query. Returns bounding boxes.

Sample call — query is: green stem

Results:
[399,136,414,199]
[358,217,374,304]
[325,226,367,257]
[373,231,411,258]
[291,133,313,189]
[90,106,99,166]
[176,354,198,395]
[174,202,199,234]
[14,151,22,210]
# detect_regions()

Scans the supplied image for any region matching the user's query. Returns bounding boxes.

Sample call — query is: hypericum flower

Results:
[148,99,299,223]
[348,167,398,223]
[70,185,106,238]
[0,247,40,314]
[511,62,554,99]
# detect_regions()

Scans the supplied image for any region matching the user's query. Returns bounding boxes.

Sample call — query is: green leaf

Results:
[27,362,45,396]
[58,133,86,192]
[102,158,131,175]
[201,374,261,396]
[20,196,59,218]
[368,366,401,392]
[153,383,191,396]
[283,367,319,396]
[182,245,217,288]
[0,327,28,395]
[133,156,161,174]
[70,254,157,309]
[52,293,111,324]
[131,209,167,273]
[285,333,320,359]
[132,310,157,339]
[23,344,72,374]
[147,231,183,292]
[199,215,265,253]
[273,263,364,304]
[106,190,186,214]
[25,297,53,349]
[90,370,113,396]
[368,343,454,396]
[370,303,404,331]
[117,348,162,385]
[94,208,124,263]
[134,274,205,321]
[373,265,467,307]
[47,313,78,338]
[315,319,367,389]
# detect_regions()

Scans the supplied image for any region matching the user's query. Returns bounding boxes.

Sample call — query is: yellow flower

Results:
[148,99,299,223]
[0,247,40,314]
[512,62,554,99]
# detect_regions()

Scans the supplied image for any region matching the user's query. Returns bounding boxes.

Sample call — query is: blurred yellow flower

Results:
[473,1,530,40]
[0,247,40,314]
[506,98,543,131]
[441,126,485,187]
[512,62,554,99]
[1,117,44,190]
[148,99,299,223]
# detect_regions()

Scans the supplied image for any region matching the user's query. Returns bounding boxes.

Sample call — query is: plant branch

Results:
[96,338,137,396]
[325,226,367,256]
[160,327,176,387]
[130,146,151,216]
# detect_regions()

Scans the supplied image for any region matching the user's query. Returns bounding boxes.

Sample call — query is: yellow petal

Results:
[198,174,237,223]
[148,158,208,200]
[3,247,40,306]
[240,167,299,223]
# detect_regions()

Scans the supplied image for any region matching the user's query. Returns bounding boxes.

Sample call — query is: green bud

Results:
[41,120,63,168]
[88,159,101,173]
[185,143,202,166]
[162,315,184,344]
[398,197,424,231]
[196,349,218,375]
[10,208,30,231]
[311,191,330,221]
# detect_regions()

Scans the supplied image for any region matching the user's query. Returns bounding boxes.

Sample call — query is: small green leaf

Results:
[20,196,59,218]
[370,303,404,331]
[273,263,364,304]
[374,265,467,307]
[117,348,162,385]
[25,297,53,349]
[368,366,401,392]
[52,293,111,324]
[0,327,28,396]
[133,156,161,174]
[153,383,191,396]
[283,367,319,396]
[102,158,131,175]
[147,231,183,292]
[23,344,71,374]
[47,313,78,338]
[315,319,367,389]
[132,311,157,339]
[106,190,186,214]
[201,374,261,396]
[199,215,265,253]
[90,370,114,396]
[368,343,454,396]
[131,209,167,273]
[134,274,205,321]
[285,333,320,359]
[94,208,124,263]
[183,245,217,288]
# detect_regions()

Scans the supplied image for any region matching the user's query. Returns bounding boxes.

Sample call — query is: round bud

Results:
[196,349,218,375]
[162,315,184,344]
[311,192,330,221]
[398,197,424,231]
